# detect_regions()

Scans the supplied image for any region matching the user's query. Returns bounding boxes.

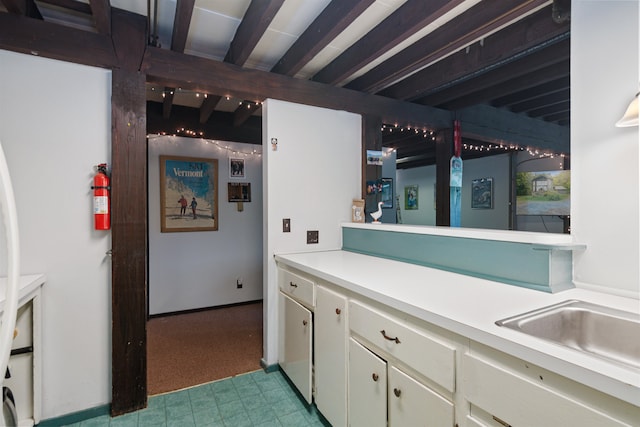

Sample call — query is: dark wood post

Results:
[362,115,382,216]
[110,7,149,416]
[110,69,148,416]
[435,128,452,226]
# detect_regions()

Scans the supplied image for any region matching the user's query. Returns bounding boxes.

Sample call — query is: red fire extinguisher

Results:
[92,163,110,230]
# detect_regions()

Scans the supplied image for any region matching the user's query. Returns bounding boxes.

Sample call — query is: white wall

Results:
[148,136,263,315]
[0,50,111,418]
[461,154,510,229]
[396,154,510,229]
[262,99,361,365]
[396,165,437,225]
[571,1,639,297]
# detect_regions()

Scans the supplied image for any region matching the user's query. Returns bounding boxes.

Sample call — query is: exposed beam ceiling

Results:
[1,0,571,169]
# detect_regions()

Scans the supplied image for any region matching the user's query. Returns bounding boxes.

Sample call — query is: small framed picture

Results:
[228,182,251,202]
[229,158,245,178]
[404,185,418,210]
[381,178,393,208]
[352,199,365,223]
[471,177,493,209]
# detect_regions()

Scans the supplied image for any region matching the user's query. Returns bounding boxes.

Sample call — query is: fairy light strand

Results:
[148,134,262,157]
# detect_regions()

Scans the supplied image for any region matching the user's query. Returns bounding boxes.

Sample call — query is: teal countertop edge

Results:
[341,225,586,293]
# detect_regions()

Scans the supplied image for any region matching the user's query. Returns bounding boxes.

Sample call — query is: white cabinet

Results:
[348,336,455,427]
[279,293,313,403]
[314,285,348,427]
[462,342,640,427]
[348,338,386,427]
[0,275,43,427]
[278,268,315,404]
[349,300,456,427]
[388,365,454,427]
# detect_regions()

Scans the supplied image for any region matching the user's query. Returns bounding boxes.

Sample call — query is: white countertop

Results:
[274,250,640,406]
[0,274,45,312]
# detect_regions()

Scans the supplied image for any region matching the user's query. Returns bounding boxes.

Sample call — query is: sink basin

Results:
[495,300,640,369]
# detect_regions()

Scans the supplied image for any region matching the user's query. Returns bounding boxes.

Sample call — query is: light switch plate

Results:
[283,218,291,232]
[307,230,319,244]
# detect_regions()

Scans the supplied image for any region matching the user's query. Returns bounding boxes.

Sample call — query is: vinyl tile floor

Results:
[62,370,330,427]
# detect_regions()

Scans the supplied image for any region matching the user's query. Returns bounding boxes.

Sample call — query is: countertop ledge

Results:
[0,274,46,312]
[342,222,586,249]
[274,250,639,407]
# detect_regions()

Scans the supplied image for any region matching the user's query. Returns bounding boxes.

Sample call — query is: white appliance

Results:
[0,140,21,426]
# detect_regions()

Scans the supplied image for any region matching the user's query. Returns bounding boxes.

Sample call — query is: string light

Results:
[381,123,436,140]
[148,134,262,157]
[461,142,567,166]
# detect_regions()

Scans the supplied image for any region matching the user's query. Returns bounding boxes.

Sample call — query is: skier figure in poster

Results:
[178,195,188,216]
[190,197,198,219]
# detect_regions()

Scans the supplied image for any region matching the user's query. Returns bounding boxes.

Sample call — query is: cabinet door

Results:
[279,292,313,403]
[388,365,454,427]
[348,338,386,427]
[315,285,348,427]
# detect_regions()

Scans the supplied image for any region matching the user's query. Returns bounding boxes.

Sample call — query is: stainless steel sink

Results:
[495,300,640,369]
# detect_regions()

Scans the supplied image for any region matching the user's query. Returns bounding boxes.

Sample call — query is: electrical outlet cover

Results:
[307,230,319,244]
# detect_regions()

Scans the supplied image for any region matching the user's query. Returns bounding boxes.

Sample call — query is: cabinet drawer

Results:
[462,353,636,427]
[349,300,456,393]
[13,302,33,350]
[279,269,314,307]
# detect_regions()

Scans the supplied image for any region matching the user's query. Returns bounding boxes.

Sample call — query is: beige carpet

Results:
[147,301,263,395]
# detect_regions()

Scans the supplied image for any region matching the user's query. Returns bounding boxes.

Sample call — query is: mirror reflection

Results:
[374,123,570,234]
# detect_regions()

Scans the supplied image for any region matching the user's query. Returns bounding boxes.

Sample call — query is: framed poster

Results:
[228,182,251,202]
[381,178,393,208]
[160,155,218,232]
[229,158,245,178]
[471,177,493,209]
[404,185,418,210]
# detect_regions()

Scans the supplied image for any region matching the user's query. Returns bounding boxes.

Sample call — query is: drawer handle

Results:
[335,308,341,315]
[380,330,401,344]
[492,416,512,427]
[289,281,298,288]
[302,320,308,326]
[372,373,379,382]
[393,388,401,398]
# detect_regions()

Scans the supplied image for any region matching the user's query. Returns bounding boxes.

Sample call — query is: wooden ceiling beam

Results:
[347,0,550,94]
[199,95,222,124]
[224,0,284,126]
[492,76,570,107]
[233,101,263,127]
[142,46,453,129]
[224,0,285,65]
[171,0,195,52]
[163,88,175,119]
[510,88,570,113]
[380,8,570,101]
[88,0,111,34]
[271,0,375,76]
[147,102,262,145]
[457,104,569,153]
[165,0,196,122]
[419,42,569,107]
[0,12,117,68]
[111,7,147,72]
[434,59,570,110]
[37,0,92,14]
[312,0,466,85]
[527,100,570,117]
[2,0,42,18]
